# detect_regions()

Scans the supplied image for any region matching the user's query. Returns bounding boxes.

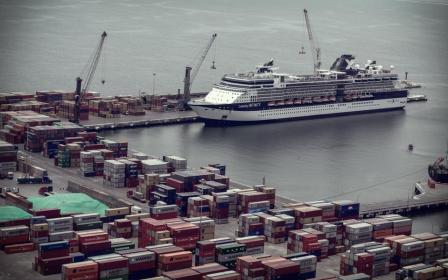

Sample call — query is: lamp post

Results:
[152,73,156,95]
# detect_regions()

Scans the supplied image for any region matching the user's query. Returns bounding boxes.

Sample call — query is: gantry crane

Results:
[73,31,107,124]
[303,9,321,74]
[183,33,217,107]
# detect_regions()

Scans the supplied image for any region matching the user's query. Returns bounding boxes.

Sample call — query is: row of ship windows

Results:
[260,102,378,115]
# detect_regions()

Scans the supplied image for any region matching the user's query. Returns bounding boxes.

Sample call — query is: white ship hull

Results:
[190,98,407,124]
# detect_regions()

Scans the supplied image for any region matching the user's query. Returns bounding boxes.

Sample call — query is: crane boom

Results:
[82,31,107,94]
[303,9,321,74]
[183,33,217,104]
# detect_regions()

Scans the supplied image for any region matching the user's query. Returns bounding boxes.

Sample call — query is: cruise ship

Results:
[188,55,408,124]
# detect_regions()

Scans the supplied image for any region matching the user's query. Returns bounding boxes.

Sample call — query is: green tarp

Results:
[0,206,32,222]
[28,193,109,217]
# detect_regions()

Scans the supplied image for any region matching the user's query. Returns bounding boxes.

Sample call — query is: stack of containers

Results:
[294,206,323,229]
[109,219,132,239]
[221,191,237,218]
[385,235,423,267]
[72,213,102,231]
[77,230,112,257]
[344,222,373,247]
[95,255,129,280]
[187,196,211,218]
[67,143,81,167]
[342,241,391,277]
[163,155,187,171]
[412,232,445,264]
[94,153,104,176]
[275,214,295,233]
[216,242,247,269]
[167,222,200,250]
[314,222,338,256]
[237,191,268,214]
[80,151,95,176]
[57,144,70,168]
[142,159,168,174]
[0,225,30,250]
[333,200,360,220]
[261,257,300,280]
[137,173,160,200]
[151,184,177,205]
[44,140,64,158]
[138,218,169,248]
[166,177,185,193]
[253,185,276,209]
[290,254,318,280]
[307,201,336,222]
[196,241,217,265]
[184,217,215,241]
[287,230,319,257]
[202,181,228,193]
[47,217,75,242]
[364,218,394,242]
[103,160,125,188]
[176,192,201,217]
[150,205,178,220]
[264,216,286,244]
[118,159,139,188]
[35,241,71,275]
[212,193,230,224]
[171,170,215,192]
[379,214,413,235]
[30,216,49,245]
[237,256,265,280]
[158,250,193,275]
[122,250,156,279]
[102,140,119,157]
[301,228,329,259]
[0,140,17,175]
[235,236,265,256]
[61,261,98,280]
[237,214,264,237]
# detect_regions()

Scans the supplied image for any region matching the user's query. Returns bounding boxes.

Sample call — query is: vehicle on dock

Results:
[38,186,54,196]
[0,187,19,198]
[17,176,52,184]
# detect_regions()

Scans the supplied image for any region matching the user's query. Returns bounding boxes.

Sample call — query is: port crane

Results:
[182,33,217,108]
[303,9,321,74]
[73,31,107,123]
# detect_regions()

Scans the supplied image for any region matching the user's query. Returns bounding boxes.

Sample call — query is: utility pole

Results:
[152,73,156,95]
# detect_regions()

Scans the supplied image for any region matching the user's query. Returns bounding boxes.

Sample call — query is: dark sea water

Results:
[1,0,447,230]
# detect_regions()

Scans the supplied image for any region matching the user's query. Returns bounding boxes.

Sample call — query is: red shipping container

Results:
[0,234,29,245]
[97,256,128,271]
[37,255,71,275]
[160,260,193,272]
[79,240,111,254]
[4,242,35,254]
[31,230,49,238]
[31,208,61,219]
[78,232,108,243]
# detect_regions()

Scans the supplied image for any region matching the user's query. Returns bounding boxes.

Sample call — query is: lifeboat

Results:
[329,95,336,102]
[321,96,329,102]
[286,99,294,105]
[268,101,276,107]
[344,95,352,101]
[351,94,359,100]
[312,96,322,103]
[293,98,302,105]
[276,100,285,106]
[303,97,312,104]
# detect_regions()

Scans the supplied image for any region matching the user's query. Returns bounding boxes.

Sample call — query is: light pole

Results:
[152,73,156,95]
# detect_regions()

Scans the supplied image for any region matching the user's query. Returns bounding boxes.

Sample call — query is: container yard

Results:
[0,99,447,280]
[1,127,448,280]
